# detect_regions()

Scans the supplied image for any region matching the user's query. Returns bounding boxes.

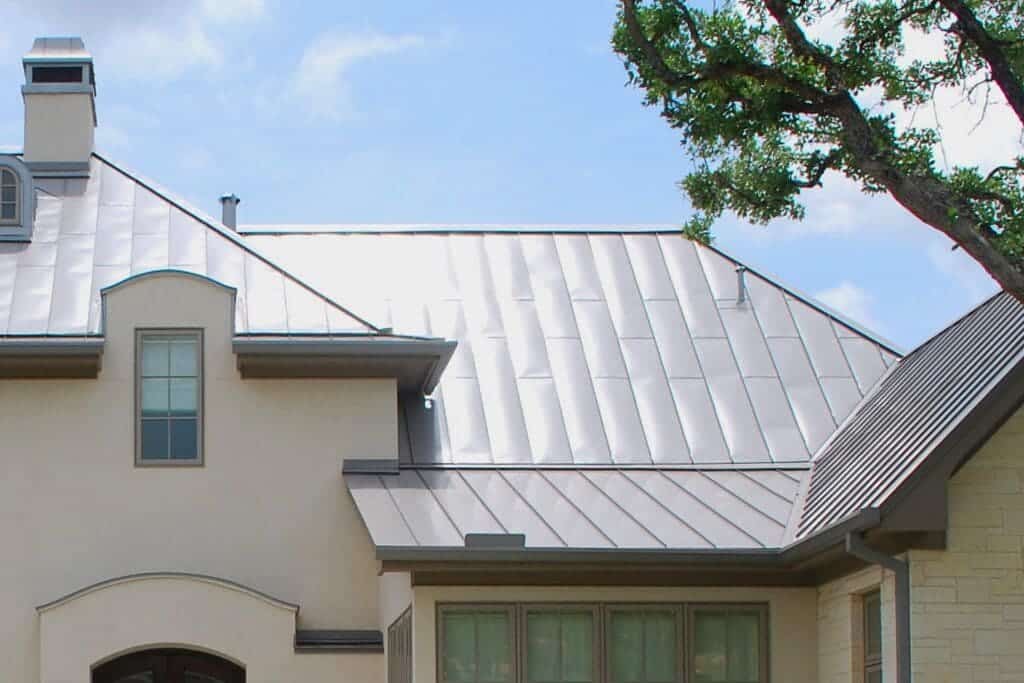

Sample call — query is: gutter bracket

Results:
[846,532,911,683]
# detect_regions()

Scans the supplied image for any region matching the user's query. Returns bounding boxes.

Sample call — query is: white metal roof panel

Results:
[246,226,897,465]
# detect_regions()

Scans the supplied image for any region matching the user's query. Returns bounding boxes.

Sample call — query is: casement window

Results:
[523,606,598,683]
[137,330,203,464]
[689,605,767,683]
[439,606,516,683]
[863,592,882,683]
[438,603,767,683]
[606,606,682,683]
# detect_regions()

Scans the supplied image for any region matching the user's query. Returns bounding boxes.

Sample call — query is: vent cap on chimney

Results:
[22,37,96,178]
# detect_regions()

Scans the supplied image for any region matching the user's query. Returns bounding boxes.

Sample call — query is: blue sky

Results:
[0,0,1006,350]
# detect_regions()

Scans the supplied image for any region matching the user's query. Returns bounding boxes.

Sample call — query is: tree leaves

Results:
[613,0,1024,299]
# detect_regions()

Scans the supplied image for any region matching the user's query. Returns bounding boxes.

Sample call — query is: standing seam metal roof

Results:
[0,155,379,337]
[248,230,898,466]
[347,466,806,551]
[797,292,1024,539]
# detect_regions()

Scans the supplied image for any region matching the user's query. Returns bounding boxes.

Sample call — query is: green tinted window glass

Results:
[693,609,762,683]
[441,610,513,683]
[609,612,644,682]
[443,613,477,683]
[138,332,201,462]
[527,613,561,682]
[478,612,513,682]
[526,610,594,683]
[645,611,678,682]
[694,613,727,682]
[561,612,593,682]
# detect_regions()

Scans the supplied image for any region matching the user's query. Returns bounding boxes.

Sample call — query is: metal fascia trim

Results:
[374,546,781,565]
[0,337,103,355]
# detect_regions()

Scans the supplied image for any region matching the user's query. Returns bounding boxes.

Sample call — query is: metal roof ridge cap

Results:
[238,223,683,234]
[91,152,383,334]
[699,239,907,356]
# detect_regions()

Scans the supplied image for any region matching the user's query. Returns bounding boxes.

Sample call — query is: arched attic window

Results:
[0,156,35,241]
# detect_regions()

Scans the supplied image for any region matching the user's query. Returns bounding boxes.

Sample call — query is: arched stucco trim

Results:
[36,571,299,614]
[99,269,238,337]
[89,643,248,671]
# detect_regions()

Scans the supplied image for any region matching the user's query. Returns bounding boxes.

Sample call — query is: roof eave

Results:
[0,337,104,378]
[232,336,457,394]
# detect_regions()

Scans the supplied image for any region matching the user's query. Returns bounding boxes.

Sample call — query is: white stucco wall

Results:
[0,272,394,681]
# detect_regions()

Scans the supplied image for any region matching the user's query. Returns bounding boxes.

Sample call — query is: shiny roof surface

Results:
[797,292,1024,539]
[347,466,806,550]
[0,156,378,336]
[248,230,898,465]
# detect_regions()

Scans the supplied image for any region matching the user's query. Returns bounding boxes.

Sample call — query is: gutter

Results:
[846,533,911,683]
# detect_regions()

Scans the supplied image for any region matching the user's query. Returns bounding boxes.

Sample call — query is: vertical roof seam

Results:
[653,235,732,462]
[618,234,694,462]
[584,234,655,464]
[550,235,615,463]
[693,246,774,462]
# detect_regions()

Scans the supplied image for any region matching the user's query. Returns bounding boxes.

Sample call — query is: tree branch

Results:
[936,0,1024,125]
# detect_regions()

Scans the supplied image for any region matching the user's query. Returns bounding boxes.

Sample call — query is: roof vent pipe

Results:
[736,266,748,304]
[220,194,240,231]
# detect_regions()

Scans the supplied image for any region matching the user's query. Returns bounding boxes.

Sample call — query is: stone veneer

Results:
[908,406,1024,682]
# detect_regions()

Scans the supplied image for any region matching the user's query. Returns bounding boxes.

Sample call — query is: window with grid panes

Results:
[137,331,202,463]
[0,168,18,223]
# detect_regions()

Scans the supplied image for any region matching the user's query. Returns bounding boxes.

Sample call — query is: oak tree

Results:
[613,0,1024,300]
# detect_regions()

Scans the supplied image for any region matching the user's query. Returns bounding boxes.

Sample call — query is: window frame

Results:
[437,603,518,683]
[520,603,602,683]
[604,604,685,683]
[436,602,769,683]
[134,328,205,467]
[0,156,33,241]
[0,168,20,225]
[686,603,770,683]
[862,591,882,683]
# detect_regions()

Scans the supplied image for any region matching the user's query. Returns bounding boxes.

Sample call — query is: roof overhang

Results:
[233,336,457,394]
[0,337,103,378]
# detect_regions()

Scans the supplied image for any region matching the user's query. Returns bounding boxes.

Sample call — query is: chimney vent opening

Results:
[31,65,83,84]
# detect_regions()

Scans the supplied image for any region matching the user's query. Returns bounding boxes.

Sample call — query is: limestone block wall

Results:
[817,565,897,683]
[908,407,1024,683]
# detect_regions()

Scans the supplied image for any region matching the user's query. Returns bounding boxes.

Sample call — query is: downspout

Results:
[846,532,911,683]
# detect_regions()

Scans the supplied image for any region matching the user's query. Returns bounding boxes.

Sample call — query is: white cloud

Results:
[926,238,1000,303]
[815,281,884,333]
[0,0,267,82]
[291,31,427,120]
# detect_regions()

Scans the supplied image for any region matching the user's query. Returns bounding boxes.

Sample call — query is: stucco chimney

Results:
[22,37,96,177]
[220,194,240,230]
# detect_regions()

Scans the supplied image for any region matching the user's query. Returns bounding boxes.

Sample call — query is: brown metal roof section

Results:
[796,292,1024,540]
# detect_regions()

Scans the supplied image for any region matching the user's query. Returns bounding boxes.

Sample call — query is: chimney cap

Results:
[24,37,92,64]
[219,193,241,205]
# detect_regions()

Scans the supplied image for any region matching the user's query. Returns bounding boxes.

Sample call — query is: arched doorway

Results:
[92,649,244,683]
